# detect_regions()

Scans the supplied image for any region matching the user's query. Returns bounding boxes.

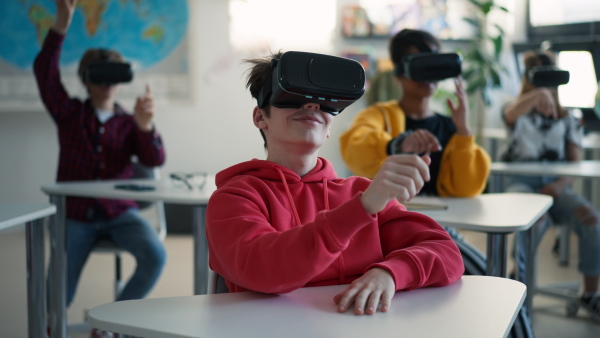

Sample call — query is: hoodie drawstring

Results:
[323,178,346,284]
[275,168,302,226]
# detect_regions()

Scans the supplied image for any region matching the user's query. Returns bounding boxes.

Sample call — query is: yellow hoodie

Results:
[340,100,491,197]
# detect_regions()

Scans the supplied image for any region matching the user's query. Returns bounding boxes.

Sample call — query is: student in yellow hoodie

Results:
[340,29,536,338]
[340,28,490,197]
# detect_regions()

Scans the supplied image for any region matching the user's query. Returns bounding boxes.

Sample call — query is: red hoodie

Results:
[206,157,464,293]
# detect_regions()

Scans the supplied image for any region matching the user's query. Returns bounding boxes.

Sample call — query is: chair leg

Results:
[114,253,124,300]
[558,225,570,267]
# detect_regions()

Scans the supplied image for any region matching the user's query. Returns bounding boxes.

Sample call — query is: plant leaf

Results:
[481,1,493,14]
[488,66,501,87]
[494,24,505,35]
[463,17,480,28]
[462,68,477,81]
[494,5,510,13]
[467,0,484,11]
[466,76,487,95]
[490,35,503,59]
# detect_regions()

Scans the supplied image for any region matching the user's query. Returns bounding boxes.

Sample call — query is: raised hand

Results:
[534,88,558,119]
[53,0,78,35]
[333,268,396,315]
[134,84,154,132]
[360,154,431,215]
[447,76,470,135]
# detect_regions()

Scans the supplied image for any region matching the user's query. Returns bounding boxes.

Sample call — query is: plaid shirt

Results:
[34,29,166,222]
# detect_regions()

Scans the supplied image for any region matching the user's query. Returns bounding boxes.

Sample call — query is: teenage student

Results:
[501,50,600,320]
[340,28,490,196]
[206,50,464,316]
[33,0,166,335]
[338,29,536,337]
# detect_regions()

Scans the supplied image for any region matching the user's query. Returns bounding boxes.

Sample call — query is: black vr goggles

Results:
[257,51,366,115]
[394,52,462,82]
[83,62,134,85]
[527,66,570,87]
[526,52,570,87]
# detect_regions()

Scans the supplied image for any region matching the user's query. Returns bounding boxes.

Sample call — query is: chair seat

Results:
[92,239,124,253]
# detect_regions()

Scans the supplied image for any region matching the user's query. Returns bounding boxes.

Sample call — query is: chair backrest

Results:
[131,159,158,210]
[208,268,230,294]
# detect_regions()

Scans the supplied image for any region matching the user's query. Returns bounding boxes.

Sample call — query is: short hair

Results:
[78,48,124,83]
[243,51,284,149]
[389,29,441,67]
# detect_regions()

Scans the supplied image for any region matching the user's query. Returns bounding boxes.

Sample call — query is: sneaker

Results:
[91,328,114,338]
[580,294,600,321]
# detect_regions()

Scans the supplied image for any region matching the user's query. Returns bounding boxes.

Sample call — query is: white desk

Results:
[489,161,600,312]
[416,193,552,274]
[490,160,600,179]
[483,129,600,161]
[41,178,215,338]
[0,203,56,338]
[414,193,553,313]
[88,276,525,338]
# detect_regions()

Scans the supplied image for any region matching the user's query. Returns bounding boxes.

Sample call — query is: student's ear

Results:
[326,127,331,138]
[253,106,268,130]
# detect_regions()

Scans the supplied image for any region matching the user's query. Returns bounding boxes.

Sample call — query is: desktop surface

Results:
[88,276,525,338]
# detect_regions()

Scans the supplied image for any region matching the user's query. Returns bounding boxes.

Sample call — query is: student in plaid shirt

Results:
[33,1,166,331]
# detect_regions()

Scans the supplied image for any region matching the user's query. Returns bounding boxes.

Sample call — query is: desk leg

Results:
[26,218,46,338]
[193,206,208,295]
[486,233,507,277]
[524,226,537,315]
[48,195,67,338]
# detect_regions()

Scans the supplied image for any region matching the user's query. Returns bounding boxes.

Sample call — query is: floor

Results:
[0,226,599,338]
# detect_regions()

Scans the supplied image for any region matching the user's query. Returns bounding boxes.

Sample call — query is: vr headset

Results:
[83,62,134,85]
[257,51,366,115]
[526,52,570,87]
[527,66,570,87]
[394,52,462,82]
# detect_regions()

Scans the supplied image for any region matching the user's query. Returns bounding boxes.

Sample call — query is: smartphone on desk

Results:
[114,183,156,191]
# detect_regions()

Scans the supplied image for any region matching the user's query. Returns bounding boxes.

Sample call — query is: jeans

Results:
[65,208,166,306]
[506,175,600,282]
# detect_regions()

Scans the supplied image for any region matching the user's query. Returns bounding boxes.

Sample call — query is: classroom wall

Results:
[0,0,527,205]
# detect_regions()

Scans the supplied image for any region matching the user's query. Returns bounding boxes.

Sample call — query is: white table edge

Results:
[0,204,56,230]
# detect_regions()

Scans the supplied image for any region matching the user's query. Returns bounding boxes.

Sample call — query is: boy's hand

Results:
[134,84,154,132]
[53,0,78,35]
[360,154,431,215]
[447,76,470,135]
[400,129,442,154]
[534,88,558,119]
[333,268,395,315]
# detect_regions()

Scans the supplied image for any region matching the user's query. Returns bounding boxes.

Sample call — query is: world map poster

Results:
[0,0,190,112]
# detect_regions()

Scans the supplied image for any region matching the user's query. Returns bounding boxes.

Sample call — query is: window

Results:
[557,51,598,108]
[229,0,336,52]
[528,0,600,38]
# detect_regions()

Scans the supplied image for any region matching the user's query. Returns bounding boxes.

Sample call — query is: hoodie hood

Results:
[215,157,338,188]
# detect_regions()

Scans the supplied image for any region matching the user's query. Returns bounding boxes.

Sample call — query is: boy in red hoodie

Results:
[206,51,464,316]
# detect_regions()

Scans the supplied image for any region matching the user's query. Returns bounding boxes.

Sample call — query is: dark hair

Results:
[78,48,124,83]
[389,29,441,67]
[243,51,284,149]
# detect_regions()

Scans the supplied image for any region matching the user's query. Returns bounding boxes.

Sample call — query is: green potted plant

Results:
[461,0,509,142]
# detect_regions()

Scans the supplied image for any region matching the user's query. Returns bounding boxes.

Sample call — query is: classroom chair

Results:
[528,219,581,318]
[69,159,167,334]
[207,268,229,294]
[91,159,167,299]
